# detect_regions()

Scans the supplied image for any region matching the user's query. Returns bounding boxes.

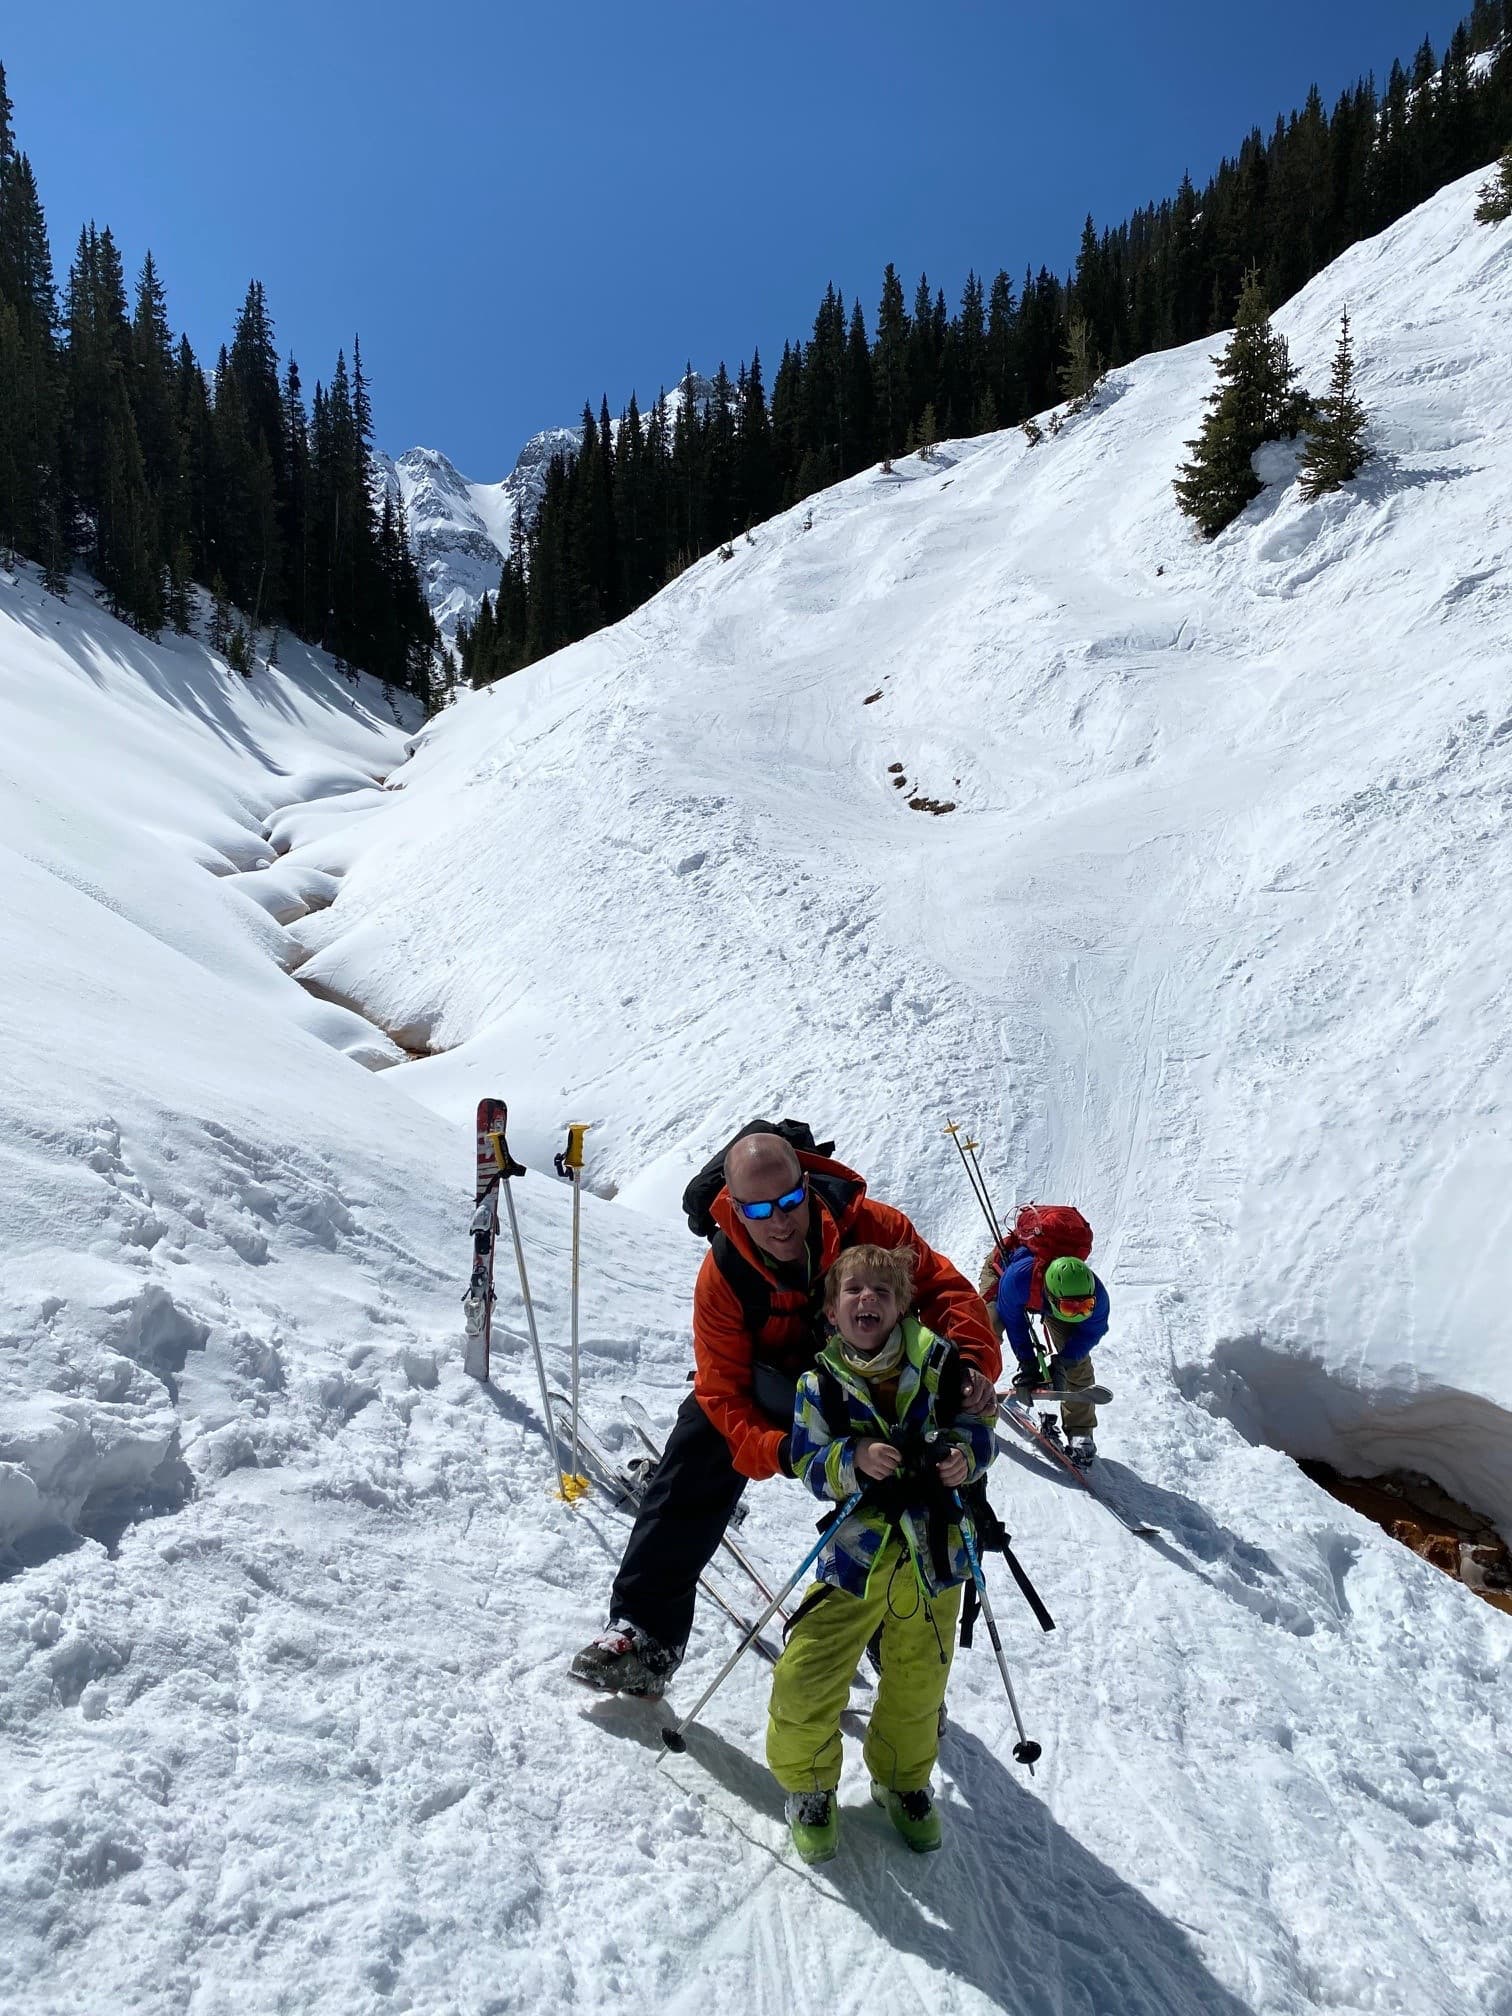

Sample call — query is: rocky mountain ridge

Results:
[382,374,713,639]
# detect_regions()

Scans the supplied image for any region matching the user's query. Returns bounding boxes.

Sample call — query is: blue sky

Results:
[3,0,1475,474]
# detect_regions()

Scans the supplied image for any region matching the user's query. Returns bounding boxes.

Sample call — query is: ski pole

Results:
[955,1491,1042,1771]
[944,1117,1007,1254]
[553,1122,592,1503]
[963,1136,1009,1256]
[490,1124,568,1496]
[661,1487,866,1753]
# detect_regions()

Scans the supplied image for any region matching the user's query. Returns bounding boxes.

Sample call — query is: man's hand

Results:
[935,1445,969,1489]
[855,1439,903,1480]
[1009,1359,1044,1399]
[961,1366,997,1414]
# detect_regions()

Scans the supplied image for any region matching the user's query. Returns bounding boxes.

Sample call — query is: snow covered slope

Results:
[3,171,1510,2016]
[316,170,1512,1530]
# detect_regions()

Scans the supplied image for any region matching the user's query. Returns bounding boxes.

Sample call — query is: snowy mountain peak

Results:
[382,427,578,640]
[389,378,709,640]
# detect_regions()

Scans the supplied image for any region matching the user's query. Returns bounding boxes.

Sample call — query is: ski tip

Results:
[660,1725,687,1754]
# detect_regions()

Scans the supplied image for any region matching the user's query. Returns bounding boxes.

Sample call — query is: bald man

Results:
[571,1132,1001,1695]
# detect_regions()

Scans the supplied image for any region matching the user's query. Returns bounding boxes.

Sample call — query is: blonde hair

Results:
[823,1244,916,1313]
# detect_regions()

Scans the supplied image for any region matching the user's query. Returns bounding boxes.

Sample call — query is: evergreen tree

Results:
[281,355,310,633]
[226,617,254,676]
[1058,313,1102,405]
[176,338,214,581]
[1018,266,1066,416]
[951,270,987,431]
[984,269,1018,428]
[0,137,61,561]
[906,273,941,432]
[842,299,874,474]
[167,537,193,633]
[65,225,161,629]
[1173,268,1306,538]
[130,253,181,529]
[873,264,910,459]
[736,350,775,525]
[1475,144,1512,222]
[704,366,737,540]
[229,282,284,482]
[1298,306,1370,497]
[208,572,233,652]
[495,503,529,672]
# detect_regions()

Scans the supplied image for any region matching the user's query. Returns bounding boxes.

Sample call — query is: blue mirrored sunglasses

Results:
[736,1180,807,1222]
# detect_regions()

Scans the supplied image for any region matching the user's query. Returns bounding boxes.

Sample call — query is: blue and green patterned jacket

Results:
[790,1316,997,1600]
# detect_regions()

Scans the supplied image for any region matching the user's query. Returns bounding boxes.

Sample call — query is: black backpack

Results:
[681,1117,834,1237]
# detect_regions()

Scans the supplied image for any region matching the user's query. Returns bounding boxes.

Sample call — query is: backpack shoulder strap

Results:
[814,1360,848,1432]
[932,1337,967,1426]
[709,1228,773,1335]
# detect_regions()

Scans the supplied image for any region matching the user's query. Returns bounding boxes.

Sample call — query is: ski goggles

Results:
[1048,1292,1096,1322]
[735,1180,807,1221]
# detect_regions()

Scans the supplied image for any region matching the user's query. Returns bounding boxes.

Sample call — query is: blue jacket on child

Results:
[790,1316,996,1600]
[996,1247,1110,1367]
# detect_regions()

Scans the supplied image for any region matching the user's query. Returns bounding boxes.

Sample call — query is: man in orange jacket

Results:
[570,1131,1000,1696]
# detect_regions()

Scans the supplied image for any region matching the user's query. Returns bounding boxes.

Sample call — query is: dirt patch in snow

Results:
[1299,1461,1512,1615]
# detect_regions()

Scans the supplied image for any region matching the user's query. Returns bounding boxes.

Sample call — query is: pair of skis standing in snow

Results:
[473,1114,1113,1866]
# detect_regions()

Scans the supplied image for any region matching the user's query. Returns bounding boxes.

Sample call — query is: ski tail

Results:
[463,1096,511,1381]
[999,1399,1156,1538]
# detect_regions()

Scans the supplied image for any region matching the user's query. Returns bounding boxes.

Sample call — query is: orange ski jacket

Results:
[692,1151,1001,1480]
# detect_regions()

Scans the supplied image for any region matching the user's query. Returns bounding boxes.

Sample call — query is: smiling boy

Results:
[766,1244,996,1863]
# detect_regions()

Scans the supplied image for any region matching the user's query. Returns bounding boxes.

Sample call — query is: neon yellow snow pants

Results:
[766,1541,962,1795]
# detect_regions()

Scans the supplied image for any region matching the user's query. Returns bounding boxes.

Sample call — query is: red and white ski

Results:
[998,1398,1156,1538]
[462,1096,516,1381]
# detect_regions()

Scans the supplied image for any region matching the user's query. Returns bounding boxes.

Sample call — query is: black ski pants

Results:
[608,1391,749,1652]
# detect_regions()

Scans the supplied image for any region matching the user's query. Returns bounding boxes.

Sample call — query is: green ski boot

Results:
[871,1780,943,1853]
[785,1790,839,1864]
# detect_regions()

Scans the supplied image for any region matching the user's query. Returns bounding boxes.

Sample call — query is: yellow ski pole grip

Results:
[563,1122,591,1172]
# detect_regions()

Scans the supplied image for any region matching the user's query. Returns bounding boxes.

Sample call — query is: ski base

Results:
[1001,1382,1114,1409]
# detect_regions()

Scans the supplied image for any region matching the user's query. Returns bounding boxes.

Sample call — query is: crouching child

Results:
[765,1244,997,1864]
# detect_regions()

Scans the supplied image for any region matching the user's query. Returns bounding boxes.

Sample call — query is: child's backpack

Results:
[982,1204,1094,1314]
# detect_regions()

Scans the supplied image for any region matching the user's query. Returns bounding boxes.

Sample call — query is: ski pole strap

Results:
[1002,1543,1055,1634]
[960,1576,980,1650]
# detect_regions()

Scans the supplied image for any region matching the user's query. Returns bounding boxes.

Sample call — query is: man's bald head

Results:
[724,1133,802,1193]
[723,1133,809,1263]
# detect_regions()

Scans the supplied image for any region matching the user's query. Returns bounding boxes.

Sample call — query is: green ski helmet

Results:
[1045,1255,1096,1320]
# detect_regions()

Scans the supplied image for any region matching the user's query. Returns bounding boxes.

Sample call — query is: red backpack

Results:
[984,1204,1094,1312]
